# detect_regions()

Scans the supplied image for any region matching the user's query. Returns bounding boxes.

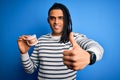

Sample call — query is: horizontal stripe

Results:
[38,51,63,54]
[40,67,68,71]
[37,43,71,47]
[38,70,76,79]
[39,57,63,62]
[39,53,62,57]
[39,68,75,74]
[39,70,75,75]
[38,41,60,44]
[21,59,29,62]
[40,64,64,67]
[39,65,68,70]
[38,47,69,51]
[24,64,33,69]
[39,59,63,62]
[39,56,62,58]
[30,56,38,60]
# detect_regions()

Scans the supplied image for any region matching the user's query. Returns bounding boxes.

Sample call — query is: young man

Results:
[17,3,104,80]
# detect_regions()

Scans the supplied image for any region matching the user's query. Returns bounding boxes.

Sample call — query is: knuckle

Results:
[73,62,77,66]
[72,62,78,67]
[71,50,77,56]
[71,56,77,61]
[72,67,79,71]
[73,66,84,70]
[63,61,66,65]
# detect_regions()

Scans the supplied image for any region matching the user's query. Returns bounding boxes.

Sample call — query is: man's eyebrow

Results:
[49,16,54,17]
[48,16,64,19]
[49,16,55,18]
[49,16,63,17]
[58,16,64,18]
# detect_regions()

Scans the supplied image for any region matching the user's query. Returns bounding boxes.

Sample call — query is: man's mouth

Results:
[54,25,60,29]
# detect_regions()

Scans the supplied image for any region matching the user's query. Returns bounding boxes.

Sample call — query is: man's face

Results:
[48,9,64,36]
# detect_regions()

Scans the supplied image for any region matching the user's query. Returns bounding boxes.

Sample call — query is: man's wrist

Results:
[87,51,96,65]
[21,52,29,61]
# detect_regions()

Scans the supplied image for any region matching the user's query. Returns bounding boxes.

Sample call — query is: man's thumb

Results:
[69,32,78,47]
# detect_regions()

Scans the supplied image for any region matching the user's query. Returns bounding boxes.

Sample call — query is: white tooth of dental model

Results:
[26,34,38,46]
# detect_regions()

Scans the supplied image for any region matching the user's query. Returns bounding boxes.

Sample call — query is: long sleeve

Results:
[20,44,39,74]
[74,33,104,61]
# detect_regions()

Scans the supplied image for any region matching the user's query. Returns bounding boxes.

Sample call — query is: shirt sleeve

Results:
[74,32,104,61]
[20,44,39,74]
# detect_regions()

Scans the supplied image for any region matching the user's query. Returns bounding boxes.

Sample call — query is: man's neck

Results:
[52,33,62,36]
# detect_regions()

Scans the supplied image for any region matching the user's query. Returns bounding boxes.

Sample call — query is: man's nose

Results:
[55,18,59,24]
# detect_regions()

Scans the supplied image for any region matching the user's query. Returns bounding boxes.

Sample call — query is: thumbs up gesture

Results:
[63,32,90,70]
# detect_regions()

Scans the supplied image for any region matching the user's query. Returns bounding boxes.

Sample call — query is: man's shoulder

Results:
[73,32,86,38]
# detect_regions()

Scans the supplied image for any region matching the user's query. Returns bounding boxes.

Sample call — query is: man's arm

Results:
[18,35,39,74]
[75,33,104,61]
[63,32,104,70]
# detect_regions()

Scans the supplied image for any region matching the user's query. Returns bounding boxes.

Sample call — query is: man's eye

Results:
[59,16,64,20]
[49,16,55,20]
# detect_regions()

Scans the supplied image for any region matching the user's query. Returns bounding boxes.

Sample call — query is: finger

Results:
[63,55,71,61]
[63,54,77,62]
[69,32,78,47]
[25,35,31,38]
[64,61,72,67]
[63,50,72,56]
[19,35,30,40]
[63,61,74,70]
[18,38,23,41]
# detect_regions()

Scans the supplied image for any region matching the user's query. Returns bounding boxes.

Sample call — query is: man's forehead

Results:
[49,9,63,16]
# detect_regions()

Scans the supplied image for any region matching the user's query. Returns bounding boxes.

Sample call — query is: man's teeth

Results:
[54,25,59,28]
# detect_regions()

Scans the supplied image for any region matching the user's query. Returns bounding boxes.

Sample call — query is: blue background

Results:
[0,0,120,80]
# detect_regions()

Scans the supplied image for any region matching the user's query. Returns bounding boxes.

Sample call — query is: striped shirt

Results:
[21,32,104,80]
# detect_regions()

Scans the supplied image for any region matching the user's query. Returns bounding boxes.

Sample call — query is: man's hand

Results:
[17,35,30,54]
[63,32,90,70]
